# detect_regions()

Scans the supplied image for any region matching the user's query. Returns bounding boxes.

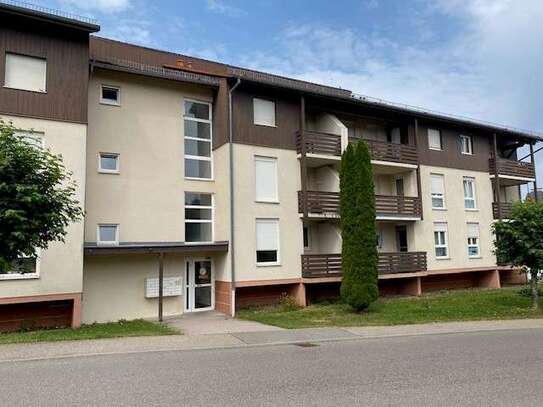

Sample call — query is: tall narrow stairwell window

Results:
[184,100,212,179]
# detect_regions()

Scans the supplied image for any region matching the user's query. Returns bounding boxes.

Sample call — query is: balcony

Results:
[301,252,427,278]
[298,191,421,219]
[492,202,514,219]
[349,137,419,168]
[296,130,342,167]
[489,157,535,183]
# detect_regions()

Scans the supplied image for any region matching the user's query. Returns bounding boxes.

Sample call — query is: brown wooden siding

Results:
[489,157,536,179]
[0,14,90,123]
[0,300,73,332]
[416,124,491,171]
[492,202,514,219]
[232,85,300,149]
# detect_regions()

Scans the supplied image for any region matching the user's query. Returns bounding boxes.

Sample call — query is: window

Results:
[253,98,276,127]
[184,100,212,179]
[463,177,477,209]
[100,85,120,105]
[460,135,472,155]
[4,53,46,93]
[428,128,442,150]
[185,192,213,243]
[430,174,445,208]
[376,230,383,249]
[256,218,279,265]
[98,153,119,173]
[467,223,480,258]
[97,224,119,245]
[0,254,39,280]
[303,225,311,249]
[15,131,44,149]
[255,156,278,202]
[434,223,449,258]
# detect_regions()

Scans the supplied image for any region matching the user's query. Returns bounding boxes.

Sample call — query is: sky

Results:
[36,0,543,187]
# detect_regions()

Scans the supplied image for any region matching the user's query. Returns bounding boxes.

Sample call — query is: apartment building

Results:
[0,2,539,329]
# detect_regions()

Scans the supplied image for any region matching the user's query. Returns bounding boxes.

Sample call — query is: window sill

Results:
[254,123,277,128]
[435,257,451,260]
[255,200,280,204]
[429,147,443,151]
[465,208,479,212]
[468,256,482,259]
[256,262,281,267]
[3,85,47,94]
[99,100,121,107]
[185,177,214,182]
[461,152,473,156]
[432,207,448,211]
[0,273,39,281]
[98,170,120,175]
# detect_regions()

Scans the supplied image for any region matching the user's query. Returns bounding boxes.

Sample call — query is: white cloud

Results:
[59,0,131,13]
[206,0,245,17]
[100,19,153,45]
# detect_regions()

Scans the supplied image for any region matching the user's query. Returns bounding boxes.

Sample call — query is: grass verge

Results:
[0,319,179,345]
[237,287,543,329]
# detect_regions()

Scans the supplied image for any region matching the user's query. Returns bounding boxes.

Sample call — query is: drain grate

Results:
[293,342,319,348]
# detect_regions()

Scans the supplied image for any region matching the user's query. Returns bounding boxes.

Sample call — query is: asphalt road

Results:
[2,329,543,406]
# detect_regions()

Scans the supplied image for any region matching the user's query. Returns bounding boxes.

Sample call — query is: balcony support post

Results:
[493,133,502,219]
[300,96,308,219]
[414,119,423,220]
[530,142,538,202]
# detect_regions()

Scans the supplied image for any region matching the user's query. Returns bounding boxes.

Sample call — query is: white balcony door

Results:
[185,258,214,312]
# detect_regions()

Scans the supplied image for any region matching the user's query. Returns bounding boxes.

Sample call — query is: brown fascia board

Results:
[0,2,100,32]
[89,36,542,142]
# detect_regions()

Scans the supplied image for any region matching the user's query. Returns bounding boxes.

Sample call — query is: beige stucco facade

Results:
[232,143,303,282]
[414,165,497,271]
[0,115,86,299]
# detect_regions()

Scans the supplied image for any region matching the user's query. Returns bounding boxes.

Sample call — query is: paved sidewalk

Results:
[1,318,542,363]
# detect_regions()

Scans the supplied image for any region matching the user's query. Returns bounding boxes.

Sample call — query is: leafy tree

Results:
[339,140,378,311]
[493,200,543,309]
[0,121,84,273]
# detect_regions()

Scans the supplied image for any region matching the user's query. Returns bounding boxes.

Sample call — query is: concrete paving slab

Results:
[232,327,357,345]
[164,311,282,336]
[344,319,543,338]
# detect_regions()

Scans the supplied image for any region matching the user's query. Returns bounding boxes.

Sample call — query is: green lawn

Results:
[237,287,543,329]
[0,319,179,345]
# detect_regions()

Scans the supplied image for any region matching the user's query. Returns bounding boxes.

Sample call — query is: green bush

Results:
[339,140,378,311]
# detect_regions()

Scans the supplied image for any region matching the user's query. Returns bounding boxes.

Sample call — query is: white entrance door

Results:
[185,258,214,312]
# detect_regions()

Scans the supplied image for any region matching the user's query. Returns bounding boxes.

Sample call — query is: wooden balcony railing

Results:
[296,130,342,156]
[375,195,422,218]
[301,252,427,278]
[492,202,514,219]
[349,137,418,166]
[298,191,421,218]
[489,157,535,179]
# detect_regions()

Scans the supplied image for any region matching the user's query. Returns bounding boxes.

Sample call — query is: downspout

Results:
[228,78,241,317]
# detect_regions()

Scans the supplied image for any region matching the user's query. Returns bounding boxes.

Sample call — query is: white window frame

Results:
[98,152,120,174]
[100,85,121,106]
[460,134,473,155]
[253,98,276,127]
[0,251,40,281]
[97,224,119,246]
[184,192,214,244]
[463,177,477,210]
[4,52,47,93]
[467,223,480,258]
[430,173,446,209]
[254,155,279,203]
[434,222,449,259]
[428,128,442,151]
[256,218,280,266]
[184,98,213,181]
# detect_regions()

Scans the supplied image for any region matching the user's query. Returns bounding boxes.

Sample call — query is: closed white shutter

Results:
[253,98,276,126]
[255,157,278,202]
[431,174,444,194]
[467,223,479,238]
[428,129,442,150]
[256,219,279,251]
[5,53,47,92]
